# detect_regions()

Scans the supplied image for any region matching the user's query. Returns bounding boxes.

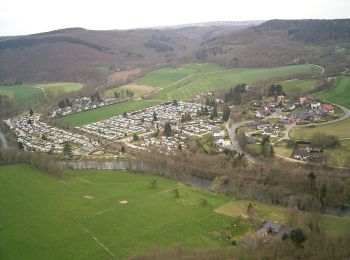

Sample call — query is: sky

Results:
[0,0,349,36]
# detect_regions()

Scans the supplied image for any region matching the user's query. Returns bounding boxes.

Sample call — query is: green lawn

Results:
[215,199,350,236]
[0,164,249,259]
[0,85,43,104]
[314,76,350,108]
[137,64,321,101]
[61,100,161,126]
[40,82,83,97]
[277,79,320,95]
[324,140,350,168]
[290,118,350,140]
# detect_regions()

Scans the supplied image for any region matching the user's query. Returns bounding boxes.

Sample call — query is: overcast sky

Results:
[0,0,349,36]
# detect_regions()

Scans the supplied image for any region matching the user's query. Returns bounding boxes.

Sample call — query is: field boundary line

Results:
[82,226,117,259]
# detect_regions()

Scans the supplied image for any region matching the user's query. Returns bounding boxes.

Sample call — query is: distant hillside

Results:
[197,19,350,74]
[0,20,349,87]
[0,28,198,87]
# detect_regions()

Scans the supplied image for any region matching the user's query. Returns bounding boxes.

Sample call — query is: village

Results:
[76,101,227,154]
[49,95,121,117]
[4,114,98,154]
[238,93,341,162]
[4,100,229,156]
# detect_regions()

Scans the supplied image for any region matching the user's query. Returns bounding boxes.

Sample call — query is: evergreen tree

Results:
[63,142,73,159]
[29,107,34,116]
[153,111,158,122]
[222,105,230,122]
[164,122,172,137]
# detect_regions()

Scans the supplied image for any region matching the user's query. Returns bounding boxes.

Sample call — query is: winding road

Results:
[225,103,350,165]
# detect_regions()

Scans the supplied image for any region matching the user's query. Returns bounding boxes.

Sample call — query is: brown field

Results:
[108,68,143,85]
[104,83,155,98]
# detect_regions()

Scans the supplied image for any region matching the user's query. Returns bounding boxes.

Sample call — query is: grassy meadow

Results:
[314,76,350,108]
[289,118,350,140]
[0,85,42,103]
[145,64,321,101]
[62,100,160,126]
[0,82,83,104]
[0,164,249,259]
[277,79,320,95]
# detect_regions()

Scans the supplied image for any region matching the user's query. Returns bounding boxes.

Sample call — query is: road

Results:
[225,121,257,163]
[225,102,350,165]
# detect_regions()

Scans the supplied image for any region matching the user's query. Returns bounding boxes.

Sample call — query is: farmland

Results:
[0,85,42,104]
[136,63,321,101]
[61,100,160,126]
[277,79,320,95]
[0,82,83,104]
[104,84,155,98]
[289,118,350,140]
[314,76,350,108]
[0,164,249,259]
[39,82,83,97]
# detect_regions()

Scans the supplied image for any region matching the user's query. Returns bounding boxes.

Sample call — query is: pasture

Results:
[277,79,320,95]
[136,63,322,101]
[289,118,350,140]
[0,85,43,104]
[314,76,350,108]
[0,82,83,103]
[61,100,160,126]
[39,82,83,97]
[0,164,249,259]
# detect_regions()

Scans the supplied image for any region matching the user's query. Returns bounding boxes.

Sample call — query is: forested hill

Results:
[197,19,350,73]
[257,19,350,43]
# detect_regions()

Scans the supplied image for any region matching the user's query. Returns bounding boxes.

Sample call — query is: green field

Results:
[39,82,83,97]
[0,85,43,103]
[62,100,160,126]
[314,76,350,108]
[324,140,350,168]
[136,63,321,101]
[0,83,83,103]
[0,164,249,259]
[290,118,350,140]
[277,79,320,95]
[104,84,155,98]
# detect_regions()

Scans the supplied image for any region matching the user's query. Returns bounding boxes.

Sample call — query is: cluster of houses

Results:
[4,114,98,154]
[242,220,289,246]
[244,121,283,140]
[255,95,335,124]
[131,134,188,153]
[75,101,224,153]
[292,141,321,161]
[49,96,118,117]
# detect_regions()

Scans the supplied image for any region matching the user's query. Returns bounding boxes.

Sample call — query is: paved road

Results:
[225,102,350,164]
[280,103,350,142]
[225,121,257,163]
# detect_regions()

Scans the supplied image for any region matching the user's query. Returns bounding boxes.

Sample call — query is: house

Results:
[311,102,321,109]
[262,221,282,234]
[322,103,334,113]
[293,150,311,160]
[255,227,268,239]
[256,107,271,118]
